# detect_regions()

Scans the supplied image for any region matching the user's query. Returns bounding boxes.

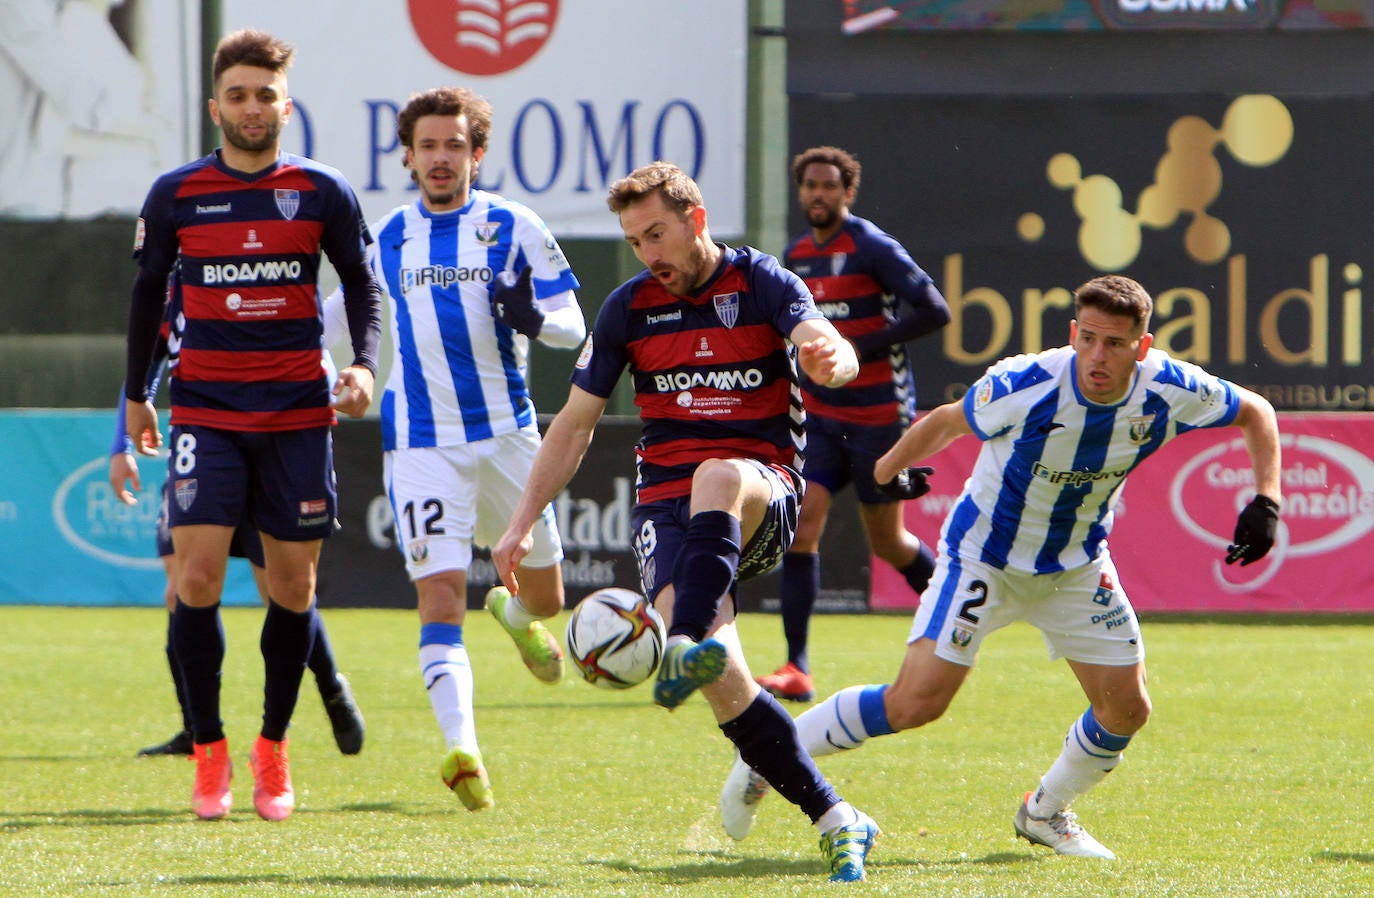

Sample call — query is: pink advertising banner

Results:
[870,413,1374,614]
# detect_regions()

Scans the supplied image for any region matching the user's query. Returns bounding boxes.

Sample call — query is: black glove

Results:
[1225,493,1280,566]
[876,466,934,500]
[490,266,544,337]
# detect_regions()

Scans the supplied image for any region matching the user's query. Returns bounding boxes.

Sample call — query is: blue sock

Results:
[780,552,818,673]
[796,684,893,757]
[259,599,313,742]
[720,691,841,822]
[171,598,225,744]
[668,511,740,642]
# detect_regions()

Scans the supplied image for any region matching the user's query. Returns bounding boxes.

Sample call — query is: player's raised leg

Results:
[485,557,565,684]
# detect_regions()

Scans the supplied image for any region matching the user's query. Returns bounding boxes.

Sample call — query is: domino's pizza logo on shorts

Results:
[409,0,560,76]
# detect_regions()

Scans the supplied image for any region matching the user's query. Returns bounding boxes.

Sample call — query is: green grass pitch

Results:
[2,606,1371,896]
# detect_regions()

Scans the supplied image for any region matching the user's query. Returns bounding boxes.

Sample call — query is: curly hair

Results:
[791,145,861,194]
[395,87,493,154]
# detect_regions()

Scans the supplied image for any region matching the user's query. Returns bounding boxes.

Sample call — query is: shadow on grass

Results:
[482,699,663,712]
[1,806,184,829]
[112,873,538,890]
[1315,851,1374,864]
[586,847,1037,882]
[1,802,454,829]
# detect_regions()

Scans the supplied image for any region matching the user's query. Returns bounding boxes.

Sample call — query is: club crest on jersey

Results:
[829,253,847,276]
[174,478,198,511]
[713,292,739,329]
[1127,413,1156,445]
[274,189,300,220]
[474,221,500,246]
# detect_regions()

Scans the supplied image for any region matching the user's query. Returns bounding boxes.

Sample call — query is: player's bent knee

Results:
[883,689,953,732]
[1097,693,1153,736]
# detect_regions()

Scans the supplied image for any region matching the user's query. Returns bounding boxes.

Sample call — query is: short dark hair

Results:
[791,145,861,193]
[1074,275,1153,331]
[396,87,493,154]
[607,161,703,215]
[212,29,293,88]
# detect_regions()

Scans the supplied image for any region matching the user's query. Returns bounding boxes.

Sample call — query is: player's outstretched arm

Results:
[492,385,607,594]
[875,401,971,485]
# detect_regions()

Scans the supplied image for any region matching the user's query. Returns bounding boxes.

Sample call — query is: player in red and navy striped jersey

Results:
[758,146,951,704]
[113,281,364,760]
[122,29,381,823]
[493,162,880,882]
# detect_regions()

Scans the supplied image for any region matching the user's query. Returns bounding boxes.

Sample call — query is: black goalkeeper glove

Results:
[490,266,544,337]
[1225,493,1280,566]
[876,465,934,500]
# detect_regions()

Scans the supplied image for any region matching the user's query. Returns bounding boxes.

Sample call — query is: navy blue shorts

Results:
[802,415,906,505]
[631,460,799,603]
[156,478,265,565]
[165,425,336,542]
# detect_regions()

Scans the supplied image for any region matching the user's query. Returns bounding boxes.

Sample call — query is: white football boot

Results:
[719,751,771,840]
[1013,792,1116,859]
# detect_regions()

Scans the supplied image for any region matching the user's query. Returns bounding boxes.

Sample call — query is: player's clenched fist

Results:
[1225,493,1280,566]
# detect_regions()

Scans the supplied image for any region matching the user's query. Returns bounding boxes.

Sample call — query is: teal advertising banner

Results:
[0,411,259,606]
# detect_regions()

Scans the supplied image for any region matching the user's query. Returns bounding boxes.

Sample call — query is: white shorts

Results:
[907,551,1145,668]
[384,427,563,580]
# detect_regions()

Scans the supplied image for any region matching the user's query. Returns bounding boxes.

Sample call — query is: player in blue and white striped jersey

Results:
[723,274,1283,859]
[324,87,583,812]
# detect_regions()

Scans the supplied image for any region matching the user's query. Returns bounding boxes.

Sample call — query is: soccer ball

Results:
[565,587,666,689]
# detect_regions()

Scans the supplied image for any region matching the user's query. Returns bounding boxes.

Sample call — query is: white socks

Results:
[795,685,893,758]
[1029,708,1130,817]
[419,639,476,750]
